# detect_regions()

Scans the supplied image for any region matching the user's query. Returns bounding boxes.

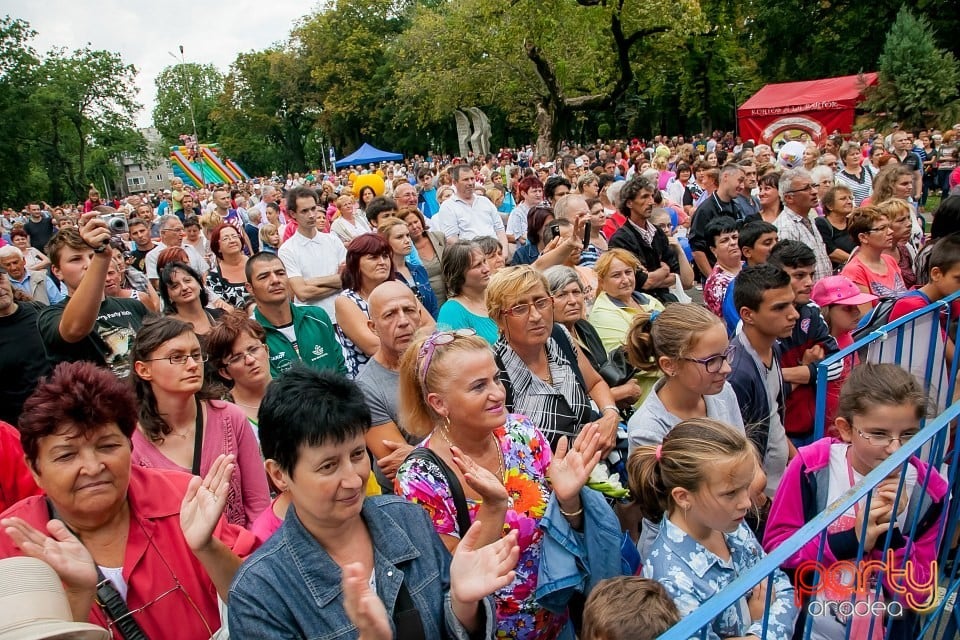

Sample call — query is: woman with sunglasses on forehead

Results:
[129,316,270,528]
[0,361,258,639]
[396,327,607,639]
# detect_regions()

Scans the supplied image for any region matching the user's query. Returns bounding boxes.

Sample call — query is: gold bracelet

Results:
[558,504,584,518]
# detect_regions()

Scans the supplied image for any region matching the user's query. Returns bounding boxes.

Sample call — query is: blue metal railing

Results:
[658,291,960,640]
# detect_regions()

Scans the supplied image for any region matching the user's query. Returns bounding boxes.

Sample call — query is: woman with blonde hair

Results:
[330,193,371,243]
[868,164,924,248]
[877,198,918,288]
[486,266,620,454]
[395,327,606,639]
[588,249,664,353]
[378,217,439,318]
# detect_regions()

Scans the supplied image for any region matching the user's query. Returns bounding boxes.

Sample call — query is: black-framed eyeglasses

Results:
[142,352,209,366]
[223,343,266,367]
[786,184,816,194]
[504,297,554,318]
[681,345,735,373]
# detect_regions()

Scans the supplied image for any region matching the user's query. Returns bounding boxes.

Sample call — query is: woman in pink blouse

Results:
[130,316,270,528]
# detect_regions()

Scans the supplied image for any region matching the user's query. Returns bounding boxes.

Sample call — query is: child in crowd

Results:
[728,264,798,495]
[581,577,680,640]
[764,364,947,640]
[810,275,878,432]
[703,216,741,317]
[722,220,778,335]
[630,418,798,639]
[767,240,841,444]
[878,234,960,413]
[625,303,752,551]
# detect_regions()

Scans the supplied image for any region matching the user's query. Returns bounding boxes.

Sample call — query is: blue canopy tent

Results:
[334,143,403,169]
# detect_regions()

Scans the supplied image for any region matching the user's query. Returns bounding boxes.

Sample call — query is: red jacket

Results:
[0,465,259,639]
[0,421,40,512]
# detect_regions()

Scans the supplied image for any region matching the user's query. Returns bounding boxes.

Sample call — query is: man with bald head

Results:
[355,281,425,483]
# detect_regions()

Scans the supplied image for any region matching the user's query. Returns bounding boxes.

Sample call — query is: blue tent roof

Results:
[334,142,403,169]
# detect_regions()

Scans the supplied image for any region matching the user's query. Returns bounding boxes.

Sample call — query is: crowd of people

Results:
[0,124,959,640]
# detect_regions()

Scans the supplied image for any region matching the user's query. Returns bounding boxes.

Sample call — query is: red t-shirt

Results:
[0,421,40,512]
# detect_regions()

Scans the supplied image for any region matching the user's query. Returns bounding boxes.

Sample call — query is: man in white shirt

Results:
[144,215,209,288]
[277,186,346,323]
[434,164,508,253]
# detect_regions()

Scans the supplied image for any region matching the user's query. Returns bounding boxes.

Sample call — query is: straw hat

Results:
[0,557,109,639]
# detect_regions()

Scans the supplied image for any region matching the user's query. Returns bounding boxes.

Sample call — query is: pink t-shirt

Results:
[249,495,284,542]
[131,399,270,529]
[841,253,906,301]
[704,265,737,318]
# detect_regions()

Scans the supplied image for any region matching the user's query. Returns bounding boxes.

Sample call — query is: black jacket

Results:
[608,220,680,303]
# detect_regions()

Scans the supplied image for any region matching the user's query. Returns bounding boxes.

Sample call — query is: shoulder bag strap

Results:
[191,396,204,477]
[45,499,149,640]
[405,448,472,538]
[551,323,588,394]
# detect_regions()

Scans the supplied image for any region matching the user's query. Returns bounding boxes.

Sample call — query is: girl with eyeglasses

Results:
[130,316,270,528]
[764,363,947,640]
[625,303,759,553]
[396,325,609,639]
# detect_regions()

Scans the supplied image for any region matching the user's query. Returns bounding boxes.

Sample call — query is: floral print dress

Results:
[395,415,568,640]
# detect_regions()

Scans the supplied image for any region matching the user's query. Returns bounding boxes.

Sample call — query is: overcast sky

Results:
[6,0,318,127]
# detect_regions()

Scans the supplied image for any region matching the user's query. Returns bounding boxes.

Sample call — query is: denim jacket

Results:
[229,495,495,639]
[536,488,625,640]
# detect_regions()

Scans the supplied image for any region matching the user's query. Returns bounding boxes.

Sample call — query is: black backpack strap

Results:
[404,448,472,538]
[551,323,588,394]
[492,348,515,411]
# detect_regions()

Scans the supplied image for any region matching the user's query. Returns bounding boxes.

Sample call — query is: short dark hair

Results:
[527,205,555,246]
[127,217,147,231]
[245,250,284,283]
[184,216,201,230]
[618,176,655,217]
[543,175,571,201]
[767,239,816,270]
[733,264,791,312]
[259,365,371,476]
[285,186,318,214]
[20,361,138,466]
[705,216,739,248]
[738,221,777,250]
[449,164,473,182]
[365,196,397,225]
[930,234,960,274]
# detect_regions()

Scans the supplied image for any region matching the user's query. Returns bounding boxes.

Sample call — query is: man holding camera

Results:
[36,212,148,376]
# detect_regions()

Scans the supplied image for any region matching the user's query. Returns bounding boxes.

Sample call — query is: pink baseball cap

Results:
[811,275,878,307]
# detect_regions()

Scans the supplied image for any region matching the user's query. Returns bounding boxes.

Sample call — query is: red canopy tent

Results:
[737,73,878,144]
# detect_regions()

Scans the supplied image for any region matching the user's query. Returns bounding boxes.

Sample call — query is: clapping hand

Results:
[548,422,603,504]
[450,522,520,605]
[1,517,97,592]
[180,454,234,552]
[450,446,509,509]
[342,562,392,640]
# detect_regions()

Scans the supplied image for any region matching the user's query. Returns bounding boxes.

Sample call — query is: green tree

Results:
[27,46,144,202]
[215,47,316,175]
[153,63,224,146]
[391,0,702,156]
[862,7,960,130]
[0,17,40,206]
